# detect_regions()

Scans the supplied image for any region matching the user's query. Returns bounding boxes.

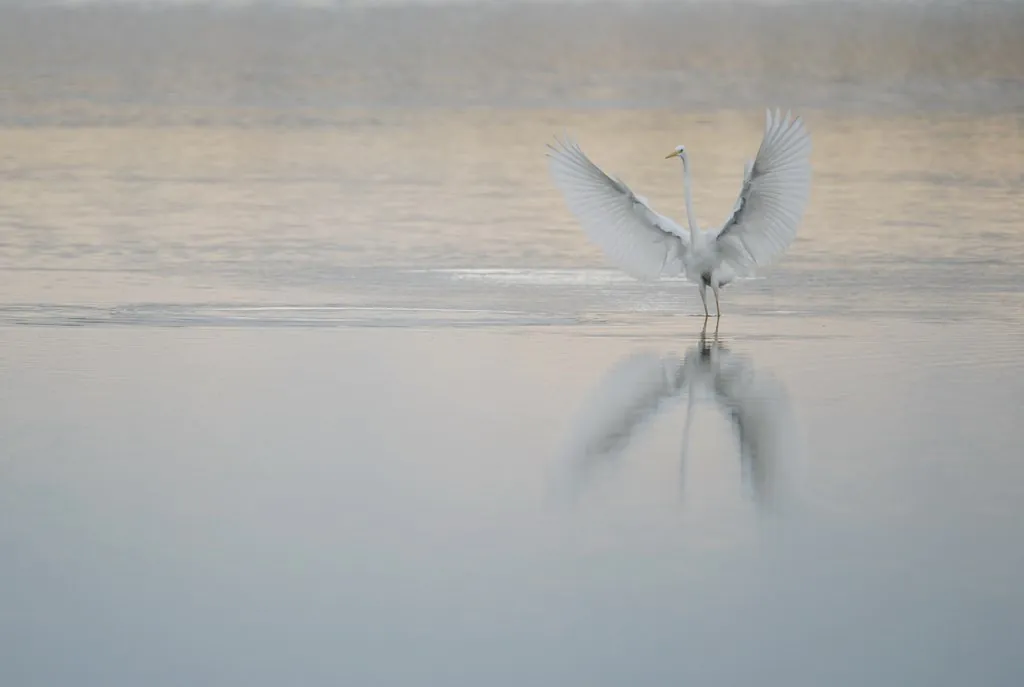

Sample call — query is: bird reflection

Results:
[562,324,798,508]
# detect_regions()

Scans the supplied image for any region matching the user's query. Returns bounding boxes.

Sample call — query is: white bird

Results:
[546,109,812,318]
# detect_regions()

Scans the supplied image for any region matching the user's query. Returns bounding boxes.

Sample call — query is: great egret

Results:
[561,326,797,508]
[546,109,812,318]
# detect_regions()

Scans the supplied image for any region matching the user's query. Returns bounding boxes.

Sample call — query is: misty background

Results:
[1,0,1022,125]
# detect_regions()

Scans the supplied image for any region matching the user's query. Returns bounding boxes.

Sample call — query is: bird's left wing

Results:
[547,136,689,281]
[714,109,812,273]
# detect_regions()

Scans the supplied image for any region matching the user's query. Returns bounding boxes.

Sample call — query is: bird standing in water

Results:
[547,109,812,319]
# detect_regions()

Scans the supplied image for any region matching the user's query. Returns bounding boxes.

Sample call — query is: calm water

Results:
[2,3,1024,686]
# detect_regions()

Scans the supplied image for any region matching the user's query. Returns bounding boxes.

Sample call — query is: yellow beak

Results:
[665,151,681,159]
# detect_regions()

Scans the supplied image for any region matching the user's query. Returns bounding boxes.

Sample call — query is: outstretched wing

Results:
[714,109,812,273]
[547,136,689,281]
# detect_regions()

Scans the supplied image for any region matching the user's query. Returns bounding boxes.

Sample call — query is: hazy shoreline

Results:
[1,1,1022,121]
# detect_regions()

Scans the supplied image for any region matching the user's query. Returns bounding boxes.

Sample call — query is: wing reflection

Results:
[562,328,798,508]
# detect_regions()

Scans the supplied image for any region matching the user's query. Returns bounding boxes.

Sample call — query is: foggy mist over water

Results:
[1,0,1023,122]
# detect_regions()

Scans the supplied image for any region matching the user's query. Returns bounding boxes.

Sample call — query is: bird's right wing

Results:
[547,136,689,281]
[714,109,812,274]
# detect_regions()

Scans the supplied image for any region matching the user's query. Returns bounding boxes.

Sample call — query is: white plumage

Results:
[547,108,812,317]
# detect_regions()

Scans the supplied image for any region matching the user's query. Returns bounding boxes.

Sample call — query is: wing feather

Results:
[547,136,689,281]
[715,108,812,273]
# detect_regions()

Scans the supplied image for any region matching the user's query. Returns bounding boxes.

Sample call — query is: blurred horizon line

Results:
[1,0,1022,122]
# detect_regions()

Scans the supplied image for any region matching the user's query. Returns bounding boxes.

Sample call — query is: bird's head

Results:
[665,145,688,162]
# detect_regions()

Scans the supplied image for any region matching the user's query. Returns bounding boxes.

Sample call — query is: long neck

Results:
[680,156,698,243]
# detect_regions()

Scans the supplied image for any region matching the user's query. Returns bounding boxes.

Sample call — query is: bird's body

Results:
[546,109,812,317]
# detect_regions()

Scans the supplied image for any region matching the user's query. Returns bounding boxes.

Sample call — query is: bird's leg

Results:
[713,315,720,340]
[712,285,722,318]
[699,284,709,318]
